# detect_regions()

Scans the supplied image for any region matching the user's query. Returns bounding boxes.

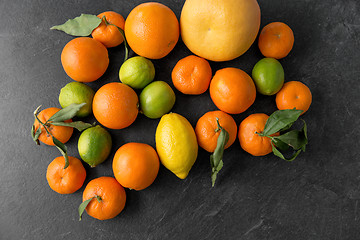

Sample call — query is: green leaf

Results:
[51,121,93,132]
[50,14,102,36]
[79,196,101,221]
[48,103,86,123]
[52,136,69,169]
[262,109,303,136]
[301,120,308,151]
[210,118,229,187]
[271,142,302,162]
[31,125,42,145]
[272,130,307,150]
[272,138,289,151]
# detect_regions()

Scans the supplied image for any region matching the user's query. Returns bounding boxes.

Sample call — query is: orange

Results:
[124,2,179,59]
[209,68,256,114]
[112,142,160,190]
[258,22,294,59]
[46,156,86,194]
[33,107,73,146]
[180,0,260,61]
[172,55,212,95]
[92,82,138,129]
[82,176,126,220]
[238,113,279,156]
[61,37,109,82]
[91,11,125,48]
[195,111,237,152]
[276,81,312,114]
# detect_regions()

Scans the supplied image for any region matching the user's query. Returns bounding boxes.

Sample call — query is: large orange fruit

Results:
[82,177,126,220]
[33,107,73,146]
[125,2,179,59]
[46,156,86,194]
[92,82,139,129]
[180,0,261,61]
[209,68,256,114]
[112,142,160,191]
[61,37,109,82]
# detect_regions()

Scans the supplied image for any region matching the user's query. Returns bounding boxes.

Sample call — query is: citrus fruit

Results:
[258,22,294,59]
[46,156,86,194]
[209,68,256,114]
[125,2,179,59]
[58,82,95,117]
[276,81,312,114]
[238,113,278,156]
[139,81,176,119]
[61,37,109,82]
[33,107,73,146]
[119,56,155,89]
[92,82,138,129]
[180,0,261,61]
[252,58,284,95]
[112,142,160,190]
[155,113,198,179]
[78,125,112,167]
[91,11,125,48]
[195,111,237,153]
[82,176,126,220]
[171,55,212,95]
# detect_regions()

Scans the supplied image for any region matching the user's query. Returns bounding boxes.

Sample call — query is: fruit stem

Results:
[96,195,102,202]
[214,118,222,132]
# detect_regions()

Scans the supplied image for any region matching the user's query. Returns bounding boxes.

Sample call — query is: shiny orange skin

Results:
[34,107,73,146]
[238,113,279,156]
[92,82,138,129]
[46,156,86,194]
[124,2,180,59]
[172,55,212,95]
[61,37,109,82]
[258,22,294,59]
[113,143,160,190]
[92,11,125,48]
[195,111,237,153]
[276,81,312,115]
[209,68,256,114]
[82,177,126,220]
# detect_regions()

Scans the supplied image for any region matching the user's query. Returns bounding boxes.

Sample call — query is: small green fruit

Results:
[252,58,284,95]
[119,56,155,89]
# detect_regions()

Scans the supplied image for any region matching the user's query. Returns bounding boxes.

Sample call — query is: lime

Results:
[119,56,155,89]
[139,81,176,119]
[252,58,284,95]
[78,125,112,167]
[59,82,95,117]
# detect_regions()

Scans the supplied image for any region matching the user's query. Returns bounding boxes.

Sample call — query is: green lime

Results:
[140,81,176,119]
[78,125,112,167]
[59,82,95,117]
[119,56,155,89]
[252,58,284,95]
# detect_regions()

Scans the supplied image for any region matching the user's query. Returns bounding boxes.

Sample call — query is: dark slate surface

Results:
[1,0,359,239]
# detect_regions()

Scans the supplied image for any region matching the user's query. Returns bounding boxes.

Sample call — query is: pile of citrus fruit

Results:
[31,0,312,221]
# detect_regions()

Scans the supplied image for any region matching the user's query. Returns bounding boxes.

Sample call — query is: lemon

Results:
[78,125,112,167]
[59,82,95,117]
[155,113,198,179]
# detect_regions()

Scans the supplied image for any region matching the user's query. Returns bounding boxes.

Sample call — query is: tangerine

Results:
[82,176,126,220]
[238,113,278,156]
[258,22,294,59]
[61,37,109,82]
[276,81,312,114]
[92,11,125,48]
[46,156,86,194]
[92,82,138,129]
[124,2,179,59]
[195,111,237,153]
[172,55,212,95]
[112,142,160,190]
[33,107,73,146]
[209,68,256,114]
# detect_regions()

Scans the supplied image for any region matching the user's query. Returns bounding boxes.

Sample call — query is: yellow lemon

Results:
[180,0,261,61]
[155,113,198,179]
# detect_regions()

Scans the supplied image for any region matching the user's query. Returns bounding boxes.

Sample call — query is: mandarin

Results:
[276,81,312,114]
